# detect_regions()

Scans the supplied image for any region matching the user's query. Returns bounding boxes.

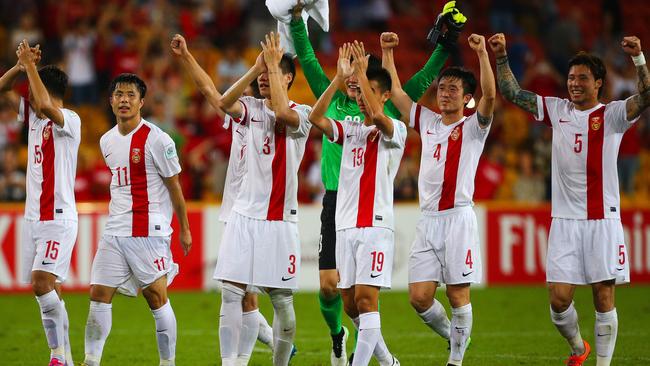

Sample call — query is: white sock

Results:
[449,303,473,365]
[256,310,273,348]
[418,299,451,340]
[351,316,391,364]
[550,302,585,355]
[595,308,618,366]
[270,289,296,366]
[61,300,73,365]
[220,283,245,364]
[237,310,261,364]
[36,290,65,360]
[152,300,177,364]
[352,312,381,366]
[84,301,112,366]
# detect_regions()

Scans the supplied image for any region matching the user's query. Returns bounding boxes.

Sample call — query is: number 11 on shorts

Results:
[154,257,166,271]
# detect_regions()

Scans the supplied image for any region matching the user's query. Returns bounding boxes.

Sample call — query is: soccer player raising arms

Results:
[489,33,650,366]
[214,32,312,366]
[170,33,287,364]
[0,41,80,366]
[290,2,466,363]
[83,74,192,366]
[309,41,406,366]
[384,32,495,366]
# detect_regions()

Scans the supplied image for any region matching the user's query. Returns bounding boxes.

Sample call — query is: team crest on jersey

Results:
[591,116,602,131]
[43,125,52,140]
[450,126,461,141]
[131,148,142,164]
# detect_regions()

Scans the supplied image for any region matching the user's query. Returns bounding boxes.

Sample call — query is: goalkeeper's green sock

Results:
[319,292,343,335]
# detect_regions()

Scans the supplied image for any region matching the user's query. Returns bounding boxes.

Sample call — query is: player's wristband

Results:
[632,52,646,66]
[496,55,509,65]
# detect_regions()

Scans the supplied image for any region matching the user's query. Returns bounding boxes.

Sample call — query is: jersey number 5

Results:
[574,134,582,153]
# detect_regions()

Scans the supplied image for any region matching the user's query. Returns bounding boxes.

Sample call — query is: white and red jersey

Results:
[219,115,248,222]
[536,95,638,219]
[19,97,81,221]
[230,96,312,222]
[100,119,181,236]
[410,104,490,213]
[330,117,406,231]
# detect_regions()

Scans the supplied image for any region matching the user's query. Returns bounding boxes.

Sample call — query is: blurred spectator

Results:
[10,13,43,52]
[216,43,248,93]
[545,7,582,75]
[474,143,505,201]
[618,123,641,196]
[0,97,22,151]
[0,144,26,202]
[512,149,545,203]
[63,18,97,105]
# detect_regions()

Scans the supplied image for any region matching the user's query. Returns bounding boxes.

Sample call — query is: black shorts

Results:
[318,190,337,270]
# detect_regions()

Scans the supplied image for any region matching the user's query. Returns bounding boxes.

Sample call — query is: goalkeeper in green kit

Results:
[290,1,468,364]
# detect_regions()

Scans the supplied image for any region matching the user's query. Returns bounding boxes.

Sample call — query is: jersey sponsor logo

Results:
[591,116,602,130]
[426,129,435,135]
[370,272,383,278]
[450,126,461,141]
[43,124,52,140]
[462,271,473,277]
[131,148,142,164]
[559,118,571,123]
[41,260,54,265]
[281,276,295,281]
[346,134,355,138]
[104,153,112,158]
[164,144,177,160]
[251,117,264,123]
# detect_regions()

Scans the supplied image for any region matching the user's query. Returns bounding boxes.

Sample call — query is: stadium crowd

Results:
[0,0,648,204]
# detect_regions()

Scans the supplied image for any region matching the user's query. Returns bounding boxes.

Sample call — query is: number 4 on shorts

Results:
[465,249,473,269]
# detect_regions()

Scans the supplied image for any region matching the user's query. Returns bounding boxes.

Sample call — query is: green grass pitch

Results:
[1,286,649,365]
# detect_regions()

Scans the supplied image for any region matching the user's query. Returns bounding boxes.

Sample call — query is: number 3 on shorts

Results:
[288,254,296,274]
[465,249,473,269]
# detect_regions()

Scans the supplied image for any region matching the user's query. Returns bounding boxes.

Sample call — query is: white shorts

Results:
[547,218,630,285]
[336,227,394,289]
[214,211,300,290]
[20,219,78,283]
[90,235,179,297]
[408,206,482,285]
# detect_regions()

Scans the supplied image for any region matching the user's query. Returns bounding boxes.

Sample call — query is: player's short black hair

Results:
[568,51,607,98]
[438,66,477,96]
[37,65,68,99]
[368,54,381,71]
[109,73,147,99]
[279,54,296,90]
[366,67,392,94]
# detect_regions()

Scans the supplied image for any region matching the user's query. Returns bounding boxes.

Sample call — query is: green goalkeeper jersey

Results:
[290,19,449,191]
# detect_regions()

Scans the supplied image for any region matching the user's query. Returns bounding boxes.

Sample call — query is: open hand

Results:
[351,41,368,75]
[261,32,284,70]
[337,43,354,79]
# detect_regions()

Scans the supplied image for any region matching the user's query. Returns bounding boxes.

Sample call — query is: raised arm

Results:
[219,53,265,118]
[171,34,224,118]
[309,44,355,140]
[468,34,496,127]
[381,32,414,123]
[622,36,650,120]
[289,0,333,98]
[1,44,41,113]
[352,42,394,137]
[263,32,300,129]
[162,174,192,256]
[488,33,539,115]
[17,40,65,127]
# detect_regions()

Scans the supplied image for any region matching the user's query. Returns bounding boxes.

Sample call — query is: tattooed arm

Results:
[488,33,539,115]
[622,36,650,120]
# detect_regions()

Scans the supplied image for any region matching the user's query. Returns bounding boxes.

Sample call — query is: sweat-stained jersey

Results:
[329,118,406,231]
[409,103,490,213]
[535,96,638,219]
[230,96,312,222]
[19,97,81,221]
[100,119,181,237]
